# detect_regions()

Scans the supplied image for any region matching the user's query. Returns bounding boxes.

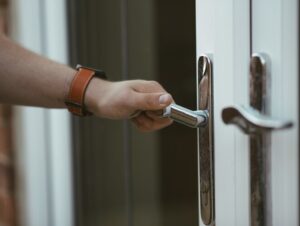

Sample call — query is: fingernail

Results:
[159,94,171,105]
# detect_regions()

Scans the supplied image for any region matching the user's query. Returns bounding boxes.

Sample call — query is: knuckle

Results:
[149,80,161,87]
[141,119,154,131]
[134,120,151,132]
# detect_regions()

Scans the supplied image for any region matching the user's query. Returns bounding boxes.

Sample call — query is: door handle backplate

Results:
[162,54,214,225]
[198,54,214,225]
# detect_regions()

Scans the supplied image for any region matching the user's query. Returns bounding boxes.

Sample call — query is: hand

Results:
[85,78,174,132]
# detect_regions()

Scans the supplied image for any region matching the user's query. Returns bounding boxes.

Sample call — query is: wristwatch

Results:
[65,65,106,116]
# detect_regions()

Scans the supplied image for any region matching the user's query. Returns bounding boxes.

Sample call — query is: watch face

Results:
[94,69,107,79]
[76,64,107,79]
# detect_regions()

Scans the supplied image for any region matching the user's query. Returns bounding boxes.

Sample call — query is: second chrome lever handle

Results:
[222,105,293,134]
[163,103,208,128]
[221,53,293,226]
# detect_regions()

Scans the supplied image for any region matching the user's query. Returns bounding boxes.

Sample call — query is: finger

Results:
[129,110,142,118]
[145,111,173,127]
[145,110,164,118]
[132,112,173,132]
[131,92,173,111]
[131,113,153,132]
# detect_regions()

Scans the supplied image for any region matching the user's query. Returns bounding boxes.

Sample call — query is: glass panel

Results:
[128,1,197,225]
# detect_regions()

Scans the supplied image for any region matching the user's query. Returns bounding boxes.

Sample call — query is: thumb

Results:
[133,92,173,110]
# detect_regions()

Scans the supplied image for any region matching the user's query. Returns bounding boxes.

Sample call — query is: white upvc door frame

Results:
[10,1,74,226]
[197,0,250,225]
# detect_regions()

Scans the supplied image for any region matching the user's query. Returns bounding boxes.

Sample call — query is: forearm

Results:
[0,35,173,131]
[0,35,75,108]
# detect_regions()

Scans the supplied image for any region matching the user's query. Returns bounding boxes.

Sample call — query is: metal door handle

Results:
[222,105,292,134]
[163,103,208,128]
[222,53,293,134]
[162,54,212,130]
[221,53,292,226]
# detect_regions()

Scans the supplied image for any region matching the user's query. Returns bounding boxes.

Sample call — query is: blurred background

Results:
[0,0,198,226]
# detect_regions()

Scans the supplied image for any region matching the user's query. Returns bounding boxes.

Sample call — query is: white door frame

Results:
[197,0,251,225]
[252,0,299,224]
[10,1,74,226]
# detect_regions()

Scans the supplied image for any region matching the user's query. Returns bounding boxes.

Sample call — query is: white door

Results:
[196,0,299,225]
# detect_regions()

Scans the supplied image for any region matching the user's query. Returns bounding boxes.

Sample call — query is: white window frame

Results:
[10,1,74,226]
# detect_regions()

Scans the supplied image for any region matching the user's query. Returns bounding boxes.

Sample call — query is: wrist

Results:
[63,69,77,102]
[84,77,111,116]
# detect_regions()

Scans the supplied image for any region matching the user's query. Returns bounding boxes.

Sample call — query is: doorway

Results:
[67,0,198,226]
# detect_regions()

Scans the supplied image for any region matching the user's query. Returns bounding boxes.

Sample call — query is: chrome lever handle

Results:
[163,103,208,128]
[222,53,294,226]
[222,105,293,134]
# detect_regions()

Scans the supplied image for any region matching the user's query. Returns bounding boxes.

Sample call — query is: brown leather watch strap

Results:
[65,65,106,116]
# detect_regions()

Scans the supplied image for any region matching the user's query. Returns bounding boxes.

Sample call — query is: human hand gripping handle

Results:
[0,35,172,126]
[84,78,174,132]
